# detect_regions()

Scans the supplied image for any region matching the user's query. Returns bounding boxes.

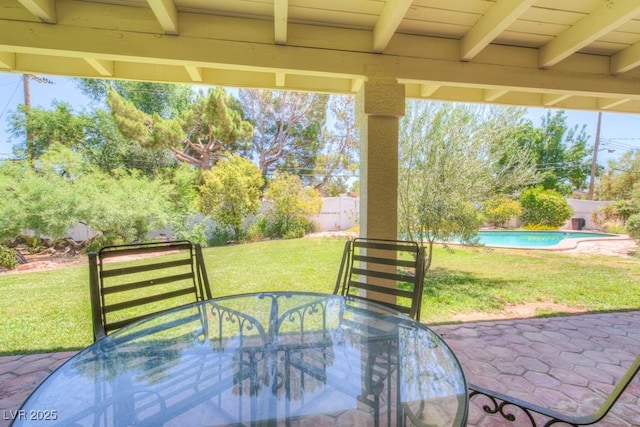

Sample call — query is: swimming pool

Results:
[474,230,619,249]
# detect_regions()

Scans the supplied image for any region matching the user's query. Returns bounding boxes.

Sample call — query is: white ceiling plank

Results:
[420,84,440,97]
[0,52,16,69]
[372,0,413,53]
[146,0,179,35]
[274,0,288,45]
[598,97,630,110]
[16,0,56,23]
[84,58,114,76]
[185,65,203,81]
[542,93,571,106]
[611,41,640,74]
[539,0,640,68]
[460,0,536,61]
[275,72,285,86]
[483,88,509,101]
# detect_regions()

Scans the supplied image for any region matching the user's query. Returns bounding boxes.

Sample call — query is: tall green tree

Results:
[520,110,592,194]
[76,79,193,118]
[108,87,252,169]
[398,101,538,271]
[10,102,85,161]
[597,150,640,201]
[239,89,328,179]
[9,103,174,176]
[313,95,359,195]
[199,154,264,240]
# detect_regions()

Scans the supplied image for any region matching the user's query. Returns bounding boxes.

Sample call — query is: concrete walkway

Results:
[1,311,639,426]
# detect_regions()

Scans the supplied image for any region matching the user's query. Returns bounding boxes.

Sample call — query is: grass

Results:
[1,237,639,355]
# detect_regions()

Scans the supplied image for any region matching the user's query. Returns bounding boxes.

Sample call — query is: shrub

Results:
[482,196,521,227]
[199,155,264,241]
[263,173,322,239]
[592,204,623,229]
[626,214,640,242]
[602,220,626,234]
[519,187,572,229]
[0,245,18,270]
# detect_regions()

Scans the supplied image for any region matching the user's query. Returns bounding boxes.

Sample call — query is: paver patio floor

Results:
[1,311,639,426]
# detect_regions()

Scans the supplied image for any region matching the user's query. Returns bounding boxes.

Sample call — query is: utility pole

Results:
[22,74,33,158]
[22,74,53,161]
[588,111,602,200]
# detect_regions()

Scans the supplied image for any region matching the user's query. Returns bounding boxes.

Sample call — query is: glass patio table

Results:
[12,292,468,427]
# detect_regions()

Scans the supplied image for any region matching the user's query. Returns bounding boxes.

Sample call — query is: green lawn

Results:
[1,237,639,355]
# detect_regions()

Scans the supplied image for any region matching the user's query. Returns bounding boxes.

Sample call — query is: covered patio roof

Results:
[2,0,640,113]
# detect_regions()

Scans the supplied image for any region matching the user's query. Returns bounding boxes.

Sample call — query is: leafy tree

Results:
[10,102,85,161]
[596,150,640,201]
[76,79,193,118]
[519,187,572,229]
[398,101,538,271]
[263,173,322,239]
[239,89,328,179]
[313,95,359,194]
[520,111,592,194]
[199,154,264,240]
[108,87,252,169]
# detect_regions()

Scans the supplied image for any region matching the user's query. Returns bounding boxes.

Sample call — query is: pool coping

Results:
[476,232,630,251]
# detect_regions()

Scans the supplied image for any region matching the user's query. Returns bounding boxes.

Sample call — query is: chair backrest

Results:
[333,238,426,320]
[88,240,212,341]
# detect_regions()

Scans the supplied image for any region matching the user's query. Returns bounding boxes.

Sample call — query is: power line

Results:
[0,80,21,121]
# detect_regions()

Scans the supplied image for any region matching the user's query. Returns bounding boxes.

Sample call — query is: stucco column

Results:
[356,79,405,240]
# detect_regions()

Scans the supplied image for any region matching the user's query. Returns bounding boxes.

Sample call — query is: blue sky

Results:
[1,72,639,164]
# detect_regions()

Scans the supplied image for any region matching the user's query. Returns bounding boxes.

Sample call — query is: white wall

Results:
[309,196,359,232]
[564,199,613,231]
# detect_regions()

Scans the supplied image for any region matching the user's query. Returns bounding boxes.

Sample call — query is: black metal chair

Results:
[88,240,212,341]
[468,354,640,426]
[333,237,426,320]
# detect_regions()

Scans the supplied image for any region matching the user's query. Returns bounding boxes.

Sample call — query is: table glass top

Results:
[14,292,468,426]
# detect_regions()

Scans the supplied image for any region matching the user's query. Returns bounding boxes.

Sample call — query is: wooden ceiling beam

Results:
[0,52,16,69]
[146,0,178,35]
[372,0,413,53]
[16,0,56,23]
[540,0,640,68]
[185,65,203,82]
[85,58,114,76]
[542,93,571,106]
[611,41,640,74]
[484,88,508,102]
[460,0,535,61]
[598,98,630,110]
[274,0,288,45]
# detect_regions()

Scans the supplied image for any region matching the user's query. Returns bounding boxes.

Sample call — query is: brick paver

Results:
[433,311,640,427]
[1,312,639,426]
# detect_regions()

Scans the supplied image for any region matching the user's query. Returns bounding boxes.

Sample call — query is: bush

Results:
[482,196,521,227]
[207,227,236,247]
[519,187,572,229]
[626,214,640,242]
[263,173,322,240]
[592,204,623,229]
[602,219,626,234]
[0,245,18,270]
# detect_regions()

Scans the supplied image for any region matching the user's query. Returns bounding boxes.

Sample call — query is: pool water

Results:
[476,230,617,248]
